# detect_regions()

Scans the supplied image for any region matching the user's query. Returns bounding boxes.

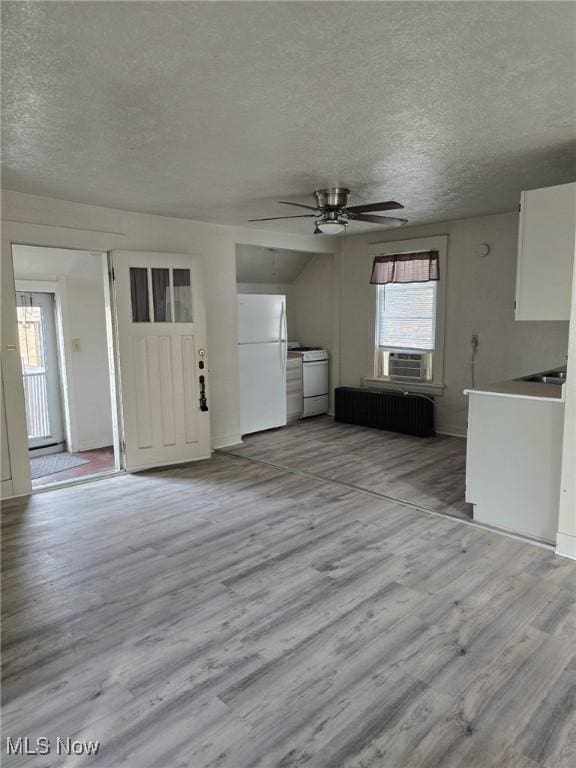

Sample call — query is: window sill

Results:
[362,377,445,397]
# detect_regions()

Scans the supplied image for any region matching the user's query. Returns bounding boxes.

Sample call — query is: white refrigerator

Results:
[238,294,287,435]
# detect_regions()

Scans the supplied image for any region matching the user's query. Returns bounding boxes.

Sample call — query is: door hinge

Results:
[109,266,115,281]
[121,439,126,454]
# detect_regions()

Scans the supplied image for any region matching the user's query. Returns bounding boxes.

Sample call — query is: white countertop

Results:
[464,373,565,402]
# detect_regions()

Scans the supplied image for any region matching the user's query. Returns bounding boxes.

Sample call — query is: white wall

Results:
[59,275,114,451]
[1,191,336,496]
[339,213,570,436]
[291,254,334,354]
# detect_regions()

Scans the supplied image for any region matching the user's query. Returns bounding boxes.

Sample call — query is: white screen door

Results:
[112,251,210,471]
[16,291,65,451]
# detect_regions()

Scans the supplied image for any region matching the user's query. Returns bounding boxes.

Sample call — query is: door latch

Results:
[199,373,208,412]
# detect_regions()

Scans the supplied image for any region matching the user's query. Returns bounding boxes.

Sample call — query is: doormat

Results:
[30,452,90,480]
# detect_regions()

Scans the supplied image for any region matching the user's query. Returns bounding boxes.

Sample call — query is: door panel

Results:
[112,251,210,471]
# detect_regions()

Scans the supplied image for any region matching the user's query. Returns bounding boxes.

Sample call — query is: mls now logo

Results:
[6,737,100,756]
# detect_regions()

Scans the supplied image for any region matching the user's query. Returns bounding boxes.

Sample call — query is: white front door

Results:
[112,251,210,471]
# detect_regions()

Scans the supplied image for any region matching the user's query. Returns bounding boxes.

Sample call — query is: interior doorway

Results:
[12,245,120,489]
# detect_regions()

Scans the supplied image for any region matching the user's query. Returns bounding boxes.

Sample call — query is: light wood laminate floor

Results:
[226,416,472,519]
[2,444,575,767]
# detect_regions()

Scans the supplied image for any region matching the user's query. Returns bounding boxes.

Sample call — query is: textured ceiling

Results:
[2,1,575,234]
[236,244,317,284]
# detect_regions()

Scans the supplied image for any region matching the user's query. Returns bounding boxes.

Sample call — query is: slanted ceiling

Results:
[2,2,575,233]
[236,245,318,284]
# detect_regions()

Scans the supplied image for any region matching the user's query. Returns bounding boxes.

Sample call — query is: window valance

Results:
[370,250,440,284]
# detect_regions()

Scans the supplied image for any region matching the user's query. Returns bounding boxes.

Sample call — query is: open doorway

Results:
[235,243,335,433]
[12,245,120,488]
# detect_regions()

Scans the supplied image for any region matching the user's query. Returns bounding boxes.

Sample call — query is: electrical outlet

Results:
[471,334,479,349]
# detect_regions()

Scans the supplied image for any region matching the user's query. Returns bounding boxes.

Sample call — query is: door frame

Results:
[5,242,124,496]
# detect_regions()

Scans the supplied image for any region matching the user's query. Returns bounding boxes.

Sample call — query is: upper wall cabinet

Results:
[515,182,576,321]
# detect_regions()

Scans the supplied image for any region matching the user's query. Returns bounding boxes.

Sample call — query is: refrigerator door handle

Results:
[279,300,287,373]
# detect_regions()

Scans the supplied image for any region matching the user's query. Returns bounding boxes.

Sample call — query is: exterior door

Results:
[112,251,210,471]
[16,291,65,451]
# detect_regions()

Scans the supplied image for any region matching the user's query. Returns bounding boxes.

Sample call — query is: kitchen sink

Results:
[520,370,566,385]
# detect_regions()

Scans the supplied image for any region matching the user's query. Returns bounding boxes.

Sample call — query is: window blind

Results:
[376,281,437,351]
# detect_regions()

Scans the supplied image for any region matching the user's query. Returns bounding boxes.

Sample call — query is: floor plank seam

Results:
[218,450,555,553]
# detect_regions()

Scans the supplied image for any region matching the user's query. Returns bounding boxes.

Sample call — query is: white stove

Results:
[293,347,329,363]
[287,344,330,417]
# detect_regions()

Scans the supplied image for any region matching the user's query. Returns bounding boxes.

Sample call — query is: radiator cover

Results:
[334,387,435,437]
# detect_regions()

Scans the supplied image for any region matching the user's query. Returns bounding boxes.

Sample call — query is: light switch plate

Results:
[71,338,81,352]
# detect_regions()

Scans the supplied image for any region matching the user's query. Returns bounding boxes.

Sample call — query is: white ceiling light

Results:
[316,220,347,235]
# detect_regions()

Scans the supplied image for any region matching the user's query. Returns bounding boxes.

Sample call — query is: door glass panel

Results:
[173,269,193,323]
[152,268,172,322]
[130,267,150,322]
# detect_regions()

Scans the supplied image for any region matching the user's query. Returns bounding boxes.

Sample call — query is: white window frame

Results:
[364,235,447,396]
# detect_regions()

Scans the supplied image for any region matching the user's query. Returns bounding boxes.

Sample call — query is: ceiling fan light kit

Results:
[316,220,347,235]
[249,187,408,235]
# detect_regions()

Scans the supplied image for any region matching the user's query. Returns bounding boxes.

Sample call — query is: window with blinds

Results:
[375,282,437,351]
[374,281,437,381]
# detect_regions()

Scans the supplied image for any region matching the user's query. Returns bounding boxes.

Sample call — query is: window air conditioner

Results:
[388,352,424,381]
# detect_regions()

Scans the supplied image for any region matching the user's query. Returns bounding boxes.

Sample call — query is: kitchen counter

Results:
[464,379,564,401]
[465,370,565,544]
[464,370,565,401]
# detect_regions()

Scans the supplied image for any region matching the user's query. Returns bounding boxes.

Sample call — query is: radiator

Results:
[334,387,435,437]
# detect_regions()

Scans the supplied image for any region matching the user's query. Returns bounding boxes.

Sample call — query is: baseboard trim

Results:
[436,429,467,439]
[1,479,14,500]
[555,532,576,560]
[212,434,243,450]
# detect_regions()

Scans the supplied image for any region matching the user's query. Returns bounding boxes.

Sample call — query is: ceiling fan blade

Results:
[248,214,317,222]
[348,213,408,226]
[278,201,319,211]
[346,201,404,214]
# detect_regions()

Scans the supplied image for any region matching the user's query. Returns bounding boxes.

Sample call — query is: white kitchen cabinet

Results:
[466,390,564,543]
[515,182,576,321]
[286,354,303,422]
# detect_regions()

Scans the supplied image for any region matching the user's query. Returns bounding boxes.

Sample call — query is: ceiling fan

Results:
[249,188,408,234]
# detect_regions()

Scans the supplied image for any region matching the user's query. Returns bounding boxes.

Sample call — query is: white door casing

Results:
[112,251,210,471]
